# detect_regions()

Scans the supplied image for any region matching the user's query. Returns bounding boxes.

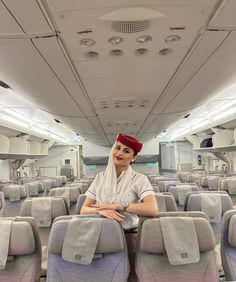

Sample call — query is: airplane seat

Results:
[76,181,90,194]
[0,191,6,216]
[219,177,236,195]
[61,175,67,185]
[168,184,200,207]
[155,193,177,212]
[186,174,193,182]
[49,187,80,208]
[75,194,86,214]
[47,215,129,282]
[40,179,53,193]
[200,176,208,188]
[221,209,236,281]
[2,184,27,201]
[178,172,192,183]
[151,183,160,192]
[136,212,218,282]
[60,165,74,182]
[19,197,69,228]
[149,176,165,185]
[184,191,233,243]
[184,191,233,274]
[24,181,41,197]
[51,176,63,187]
[0,216,41,282]
[207,175,221,191]
[19,197,70,277]
[191,173,202,186]
[157,180,181,192]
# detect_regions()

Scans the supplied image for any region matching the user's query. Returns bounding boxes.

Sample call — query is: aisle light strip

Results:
[0,114,28,128]
[0,112,68,143]
[170,104,236,140]
[1,108,33,123]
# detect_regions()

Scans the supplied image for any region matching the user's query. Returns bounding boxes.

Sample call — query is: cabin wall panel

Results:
[36,145,79,178]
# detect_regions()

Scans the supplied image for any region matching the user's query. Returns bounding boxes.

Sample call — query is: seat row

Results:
[2,210,236,282]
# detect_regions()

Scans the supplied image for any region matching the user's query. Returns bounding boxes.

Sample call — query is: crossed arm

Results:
[80,195,158,221]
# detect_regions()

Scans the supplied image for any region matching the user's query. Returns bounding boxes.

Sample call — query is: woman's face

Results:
[112,141,136,168]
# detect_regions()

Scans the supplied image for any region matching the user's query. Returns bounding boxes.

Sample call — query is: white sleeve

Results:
[135,175,155,201]
[84,174,100,200]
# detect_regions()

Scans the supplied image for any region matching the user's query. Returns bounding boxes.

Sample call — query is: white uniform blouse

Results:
[85,170,155,229]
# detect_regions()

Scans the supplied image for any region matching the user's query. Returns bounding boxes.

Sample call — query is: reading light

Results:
[79,38,96,47]
[108,36,124,45]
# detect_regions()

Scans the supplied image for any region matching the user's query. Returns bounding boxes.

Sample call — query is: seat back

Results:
[0,216,41,282]
[168,184,200,206]
[75,194,87,214]
[219,177,236,195]
[47,215,129,282]
[0,191,5,215]
[20,197,69,226]
[2,185,27,201]
[184,191,233,243]
[221,210,236,281]
[155,193,177,212]
[157,180,181,192]
[49,187,80,205]
[136,212,218,282]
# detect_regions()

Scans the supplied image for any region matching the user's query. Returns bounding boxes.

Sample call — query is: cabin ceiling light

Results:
[100,7,165,33]
[109,49,123,56]
[165,35,181,43]
[136,35,152,44]
[0,113,28,128]
[108,36,124,45]
[79,38,96,47]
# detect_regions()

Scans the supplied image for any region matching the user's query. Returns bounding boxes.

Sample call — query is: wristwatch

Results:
[122,202,129,211]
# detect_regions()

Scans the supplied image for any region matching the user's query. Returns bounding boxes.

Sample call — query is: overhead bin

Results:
[212,129,235,147]
[9,137,29,154]
[0,134,9,153]
[29,141,41,155]
[40,143,48,155]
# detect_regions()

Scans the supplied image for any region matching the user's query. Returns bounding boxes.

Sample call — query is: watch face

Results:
[123,202,129,209]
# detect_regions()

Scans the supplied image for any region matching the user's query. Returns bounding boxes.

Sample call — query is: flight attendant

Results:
[81,133,158,281]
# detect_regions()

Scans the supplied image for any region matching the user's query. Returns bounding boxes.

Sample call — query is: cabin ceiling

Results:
[0,0,236,145]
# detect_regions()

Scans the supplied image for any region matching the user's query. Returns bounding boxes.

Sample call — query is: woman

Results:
[81,133,158,281]
[81,133,158,229]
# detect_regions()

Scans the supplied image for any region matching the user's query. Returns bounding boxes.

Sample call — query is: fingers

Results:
[98,210,125,221]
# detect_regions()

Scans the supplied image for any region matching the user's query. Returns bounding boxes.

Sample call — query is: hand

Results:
[91,202,122,211]
[97,209,125,221]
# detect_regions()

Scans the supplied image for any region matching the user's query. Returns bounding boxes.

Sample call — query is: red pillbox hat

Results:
[116,133,143,153]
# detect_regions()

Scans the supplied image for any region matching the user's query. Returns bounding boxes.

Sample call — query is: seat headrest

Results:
[0,220,35,255]
[185,192,233,213]
[48,217,124,254]
[20,197,68,219]
[228,214,236,247]
[139,217,215,253]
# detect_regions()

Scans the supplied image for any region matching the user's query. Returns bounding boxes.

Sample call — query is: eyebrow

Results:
[116,143,131,151]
